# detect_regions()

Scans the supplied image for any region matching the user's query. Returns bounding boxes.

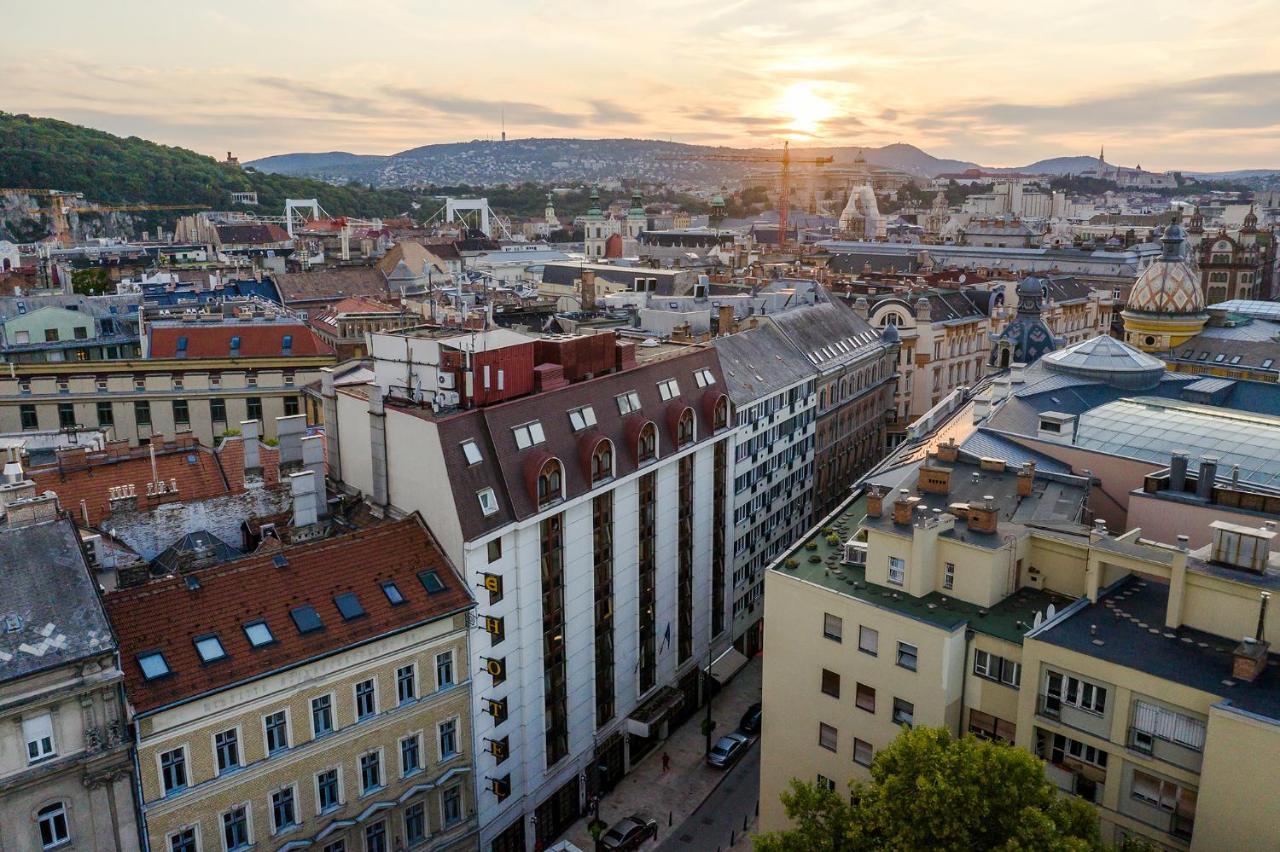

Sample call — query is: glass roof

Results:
[1074,397,1280,488]
[1211,299,1280,320]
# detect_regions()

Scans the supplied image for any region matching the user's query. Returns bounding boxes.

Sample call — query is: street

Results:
[656,737,760,851]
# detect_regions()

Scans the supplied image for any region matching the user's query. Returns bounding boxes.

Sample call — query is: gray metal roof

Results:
[0,517,115,681]
[711,324,814,405]
[960,430,1073,474]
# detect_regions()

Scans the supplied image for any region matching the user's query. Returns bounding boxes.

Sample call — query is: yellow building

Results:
[759,439,1280,850]
[105,516,480,852]
[1122,222,1208,353]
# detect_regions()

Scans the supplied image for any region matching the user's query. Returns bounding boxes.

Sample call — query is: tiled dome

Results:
[1126,223,1205,316]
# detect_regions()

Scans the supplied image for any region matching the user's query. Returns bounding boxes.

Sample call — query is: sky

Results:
[5,0,1279,171]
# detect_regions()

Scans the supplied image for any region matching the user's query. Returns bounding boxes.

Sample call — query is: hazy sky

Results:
[5,1,1278,170]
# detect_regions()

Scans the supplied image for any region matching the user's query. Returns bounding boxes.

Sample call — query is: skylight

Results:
[334,592,366,621]
[478,487,499,516]
[657,378,680,400]
[382,581,405,605]
[194,634,227,663]
[290,605,323,634]
[461,439,482,465]
[418,570,446,594]
[694,367,716,388]
[512,421,546,450]
[243,621,274,647]
[272,554,289,569]
[568,405,597,431]
[138,651,170,680]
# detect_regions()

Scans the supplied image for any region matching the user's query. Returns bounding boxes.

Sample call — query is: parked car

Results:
[599,814,659,850]
[706,731,751,768]
[739,702,762,735]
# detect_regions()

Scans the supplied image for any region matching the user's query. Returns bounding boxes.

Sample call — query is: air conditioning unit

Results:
[438,371,456,389]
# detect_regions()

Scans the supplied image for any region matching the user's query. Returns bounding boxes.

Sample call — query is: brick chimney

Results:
[892,489,914,525]
[866,486,884,518]
[5,492,60,528]
[717,304,735,336]
[1017,461,1036,497]
[935,437,959,463]
[1233,592,1271,683]
[580,269,597,312]
[917,464,952,495]
[968,495,999,534]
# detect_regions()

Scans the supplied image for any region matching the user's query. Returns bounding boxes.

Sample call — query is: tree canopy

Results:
[754,726,1102,852]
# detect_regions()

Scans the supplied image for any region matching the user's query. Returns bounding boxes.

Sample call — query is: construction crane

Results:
[76,203,211,213]
[660,141,833,250]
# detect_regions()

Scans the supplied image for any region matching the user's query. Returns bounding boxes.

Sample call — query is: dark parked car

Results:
[599,813,659,850]
[706,731,750,768]
[739,702,762,735]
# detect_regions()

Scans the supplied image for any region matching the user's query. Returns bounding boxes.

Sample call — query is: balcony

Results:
[1044,761,1106,805]
[1037,693,1111,739]
[1126,727,1204,774]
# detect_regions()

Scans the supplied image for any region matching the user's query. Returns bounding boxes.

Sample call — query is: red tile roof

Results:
[215,223,291,245]
[275,268,389,305]
[104,516,472,714]
[147,322,334,358]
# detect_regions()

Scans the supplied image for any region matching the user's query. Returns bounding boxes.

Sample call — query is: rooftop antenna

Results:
[501,107,506,143]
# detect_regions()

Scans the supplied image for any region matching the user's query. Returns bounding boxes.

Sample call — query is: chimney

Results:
[968,496,999,534]
[5,492,60,528]
[3,447,24,485]
[1010,362,1026,384]
[979,457,1007,473]
[917,465,952,495]
[369,393,389,508]
[892,489,914,525]
[580,269,597,312]
[936,437,959,463]
[866,486,884,518]
[241,420,262,476]
[320,368,342,483]
[1090,518,1108,543]
[717,304,735,336]
[276,414,307,472]
[1017,461,1036,497]
[1169,452,1188,492]
[289,470,319,527]
[1233,592,1271,683]
[1196,456,1218,500]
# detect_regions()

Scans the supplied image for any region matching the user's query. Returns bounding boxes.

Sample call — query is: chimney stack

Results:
[936,437,959,463]
[1169,451,1188,492]
[1233,592,1271,683]
[1196,456,1218,500]
[241,420,262,476]
[369,393,389,508]
[290,470,320,528]
[967,496,999,534]
[580,269,597,312]
[892,489,914,525]
[276,414,307,472]
[1017,461,1036,497]
[717,304,735,336]
[917,464,952,495]
[866,486,884,519]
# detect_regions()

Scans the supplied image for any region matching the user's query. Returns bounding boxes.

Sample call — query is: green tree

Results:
[755,726,1101,852]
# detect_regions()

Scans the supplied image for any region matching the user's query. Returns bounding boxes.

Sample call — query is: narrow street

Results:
[656,737,760,851]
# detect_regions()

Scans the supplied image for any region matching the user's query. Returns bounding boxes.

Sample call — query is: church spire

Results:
[1099,144,1105,164]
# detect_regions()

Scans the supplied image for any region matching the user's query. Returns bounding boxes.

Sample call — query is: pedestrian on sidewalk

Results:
[661,751,670,773]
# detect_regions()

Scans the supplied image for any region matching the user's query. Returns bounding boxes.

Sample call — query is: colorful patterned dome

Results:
[1125,222,1205,316]
[988,276,1059,367]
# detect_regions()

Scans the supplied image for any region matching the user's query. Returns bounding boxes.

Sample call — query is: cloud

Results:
[254,76,389,117]
[382,86,583,127]
[588,99,642,124]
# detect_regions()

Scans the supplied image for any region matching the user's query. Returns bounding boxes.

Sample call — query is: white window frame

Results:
[157,744,190,796]
[657,377,680,400]
[314,765,344,814]
[477,487,499,516]
[220,802,253,852]
[23,712,56,764]
[359,748,384,796]
[568,405,597,431]
[396,663,417,705]
[403,800,428,846]
[310,692,336,739]
[354,678,378,722]
[694,367,716,388]
[616,391,641,415]
[858,625,878,656]
[435,650,455,689]
[460,439,482,465]
[400,731,424,777]
[212,725,243,774]
[887,556,905,586]
[37,801,70,850]
[437,716,460,761]
[943,561,955,590]
[270,783,299,835]
[262,708,291,755]
[512,421,545,450]
[165,824,200,852]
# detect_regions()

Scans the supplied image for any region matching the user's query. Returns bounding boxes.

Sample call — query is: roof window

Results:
[193,634,227,663]
[334,592,366,621]
[657,378,681,400]
[478,487,499,516]
[138,651,170,680]
[243,620,274,647]
[616,391,641,415]
[461,439,482,465]
[569,405,597,431]
[290,604,323,634]
[418,570,446,595]
[512,421,546,450]
[693,367,716,388]
[381,581,405,605]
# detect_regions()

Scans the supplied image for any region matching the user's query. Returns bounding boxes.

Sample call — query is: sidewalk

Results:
[560,654,763,851]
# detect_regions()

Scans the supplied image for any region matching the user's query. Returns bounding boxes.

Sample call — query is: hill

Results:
[992,155,1101,176]
[0,112,424,220]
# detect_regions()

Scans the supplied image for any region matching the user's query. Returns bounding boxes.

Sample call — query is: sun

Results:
[779,82,835,136]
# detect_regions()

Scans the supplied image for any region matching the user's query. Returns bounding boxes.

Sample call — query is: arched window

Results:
[537,459,563,508]
[677,409,695,447]
[38,802,69,849]
[637,422,657,463]
[591,441,613,484]
[713,396,729,431]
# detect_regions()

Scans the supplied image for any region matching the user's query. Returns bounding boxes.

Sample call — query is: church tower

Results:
[582,188,607,258]
[544,192,557,228]
[623,189,646,255]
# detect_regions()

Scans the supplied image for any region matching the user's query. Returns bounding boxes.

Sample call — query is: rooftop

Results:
[147,321,334,358]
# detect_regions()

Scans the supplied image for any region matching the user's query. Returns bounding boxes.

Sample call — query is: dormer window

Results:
[512,421,546,450]
[638,421,657,463]
[677,409,695,447]
[537,459,563,508]
[176,336,188,358]
[616,391,641,415]
[657,378,680,401]
[694,368,716,388]
[568,405,597,432]
[229,335,241,356]
[591,441,614,484]
[282,334,293,355]
[478,487,499,517]
[461,439,482,465]
[713,396,729,431]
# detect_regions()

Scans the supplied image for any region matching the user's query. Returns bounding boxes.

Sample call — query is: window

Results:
[820,669,841,698]
[477,487,499,516]
[973,650,1020,688]
[24,714,56,764]
[57,403,75,429]
[818,722,838,751]
[853,738,874,767]
[536,458,563,506]
[439,718,458,759]
[394,665,416,704]
[215,729,240,773]
[892,698,914,727]
[887,556,905,585]
[210,398,227,423]
[487,538,502,563]
[694,367,716,387]
[676,408,695,446]
[229,336,242,354]
[243,620,273,647]
[45,328,59,342]
[290,604,323,633]
[1050,733,1108,768]
[657,377,680,400]
[858,625,878,656]
[968,709,1016,743]
[271,787,297,833]
[20,404,38,431]
[1046,671,1106,714]
[591,440,613,484]
[194,634,227,663]
[568,405,597,431]
[222,806,250,851]
[442,785,462,826]
[173,398,190,427]
[943,562,955,590]
[616,390,642,415]
[96,401,114,427]
[637,421,657,462]
[360,751,382,793]
[401,734,421,775]
[334,592,366,620]
[323,842,345,852]
[419,570,446,594]
[1132,700,1206,751]
[169,827,197,852]
[404,801,426,845]
[461,439,482,465]
[311,695,334,737]
[822,612,842,642]
[436,651,455,688]
[365,821,387,852]
[134,400,151,427]
[896,641,918,671]
[281,334,293,353]
[264,711,289,753]
[37,802,69,849]
[1131,769,1182,811]
[856,683,876,713]
[138,651,170,680]
[317,768,341,811]
[816,774,835,792]
[246,397,262,421]
[355,679,377,721]
[160,747,188,795]
[512,420,546,449]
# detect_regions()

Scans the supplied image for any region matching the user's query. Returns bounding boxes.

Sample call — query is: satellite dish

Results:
[1033,611,1043,629]
[1046,603,1056,620]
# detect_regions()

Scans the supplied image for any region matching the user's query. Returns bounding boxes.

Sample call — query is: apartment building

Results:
[0,306,333,445]
[759,439,1280,849]
[105,516,479,852]
[1,303,141,363]
[324,327,735,852]
[0,502,137,851]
